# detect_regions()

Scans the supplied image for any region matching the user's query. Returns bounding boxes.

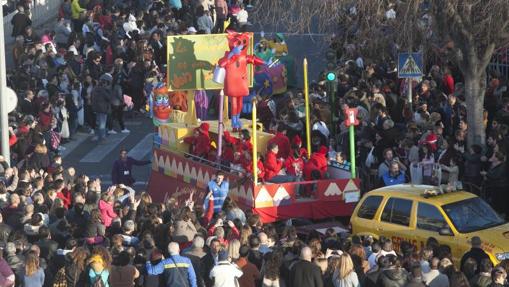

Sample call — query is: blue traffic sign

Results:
[398,52,423,78]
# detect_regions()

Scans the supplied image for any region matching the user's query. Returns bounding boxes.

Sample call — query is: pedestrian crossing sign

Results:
[398,52,423,78]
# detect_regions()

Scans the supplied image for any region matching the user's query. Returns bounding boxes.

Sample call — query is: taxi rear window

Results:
[357,195,383,219]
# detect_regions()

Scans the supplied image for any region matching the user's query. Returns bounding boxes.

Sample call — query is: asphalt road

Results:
[61,113,154,189]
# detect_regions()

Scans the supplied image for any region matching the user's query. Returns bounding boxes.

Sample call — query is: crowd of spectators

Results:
[1,0,509,286]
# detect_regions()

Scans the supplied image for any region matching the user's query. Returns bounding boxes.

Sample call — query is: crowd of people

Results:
[1,0,509,286]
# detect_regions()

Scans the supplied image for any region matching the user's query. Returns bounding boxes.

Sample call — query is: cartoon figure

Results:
[217,32,265,131]
[268,33,288,57]
[151,85,172,126]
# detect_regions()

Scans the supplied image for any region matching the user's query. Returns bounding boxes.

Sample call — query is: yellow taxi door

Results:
[414,201,463,262]
[376,197,416,252]
[352,194,386,237]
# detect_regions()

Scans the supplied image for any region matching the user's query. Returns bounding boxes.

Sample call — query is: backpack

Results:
[52,267,67,287]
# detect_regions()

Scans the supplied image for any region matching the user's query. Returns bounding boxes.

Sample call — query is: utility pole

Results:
[0,15,11,165]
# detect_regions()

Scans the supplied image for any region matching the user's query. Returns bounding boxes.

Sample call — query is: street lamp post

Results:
[0,15,11,165]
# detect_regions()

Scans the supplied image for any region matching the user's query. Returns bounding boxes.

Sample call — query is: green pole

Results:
[329,82,335,137]
[349,125,356,178]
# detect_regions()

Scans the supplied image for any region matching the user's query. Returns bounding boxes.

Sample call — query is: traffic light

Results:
[325,49,337,82]
[324,49,338,136]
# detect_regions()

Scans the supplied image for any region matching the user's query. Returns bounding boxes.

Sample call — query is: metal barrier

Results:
[410,162,442,186]
[488,45,509,79]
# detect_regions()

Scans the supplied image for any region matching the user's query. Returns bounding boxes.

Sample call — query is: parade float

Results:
[147,32,361,223]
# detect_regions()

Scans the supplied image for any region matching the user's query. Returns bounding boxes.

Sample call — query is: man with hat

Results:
[460,236,490,274]
[209,249,243,287]
[91,73,113,143]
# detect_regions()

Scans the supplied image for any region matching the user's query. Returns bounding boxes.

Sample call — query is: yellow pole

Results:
[303,58,311,159]
[223,91,230,127]
[184,90,198,125]
[252,98,258,185]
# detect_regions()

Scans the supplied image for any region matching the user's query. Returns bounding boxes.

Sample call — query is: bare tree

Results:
[254,0,509,146]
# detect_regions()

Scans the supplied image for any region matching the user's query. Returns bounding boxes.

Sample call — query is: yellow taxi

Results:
[350,184,509,265]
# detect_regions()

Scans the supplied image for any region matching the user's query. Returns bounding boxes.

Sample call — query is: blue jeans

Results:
[268,175,298,183]
[95,113,108,140]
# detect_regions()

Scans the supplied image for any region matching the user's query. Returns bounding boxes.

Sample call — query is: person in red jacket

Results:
[264,143,282,180]
[305,146,329,180]
[291,135,308,159]
[54,179,72,209]
[264,143,296,183]
[267,125,290,159]
[38,102,53,132]
[442,67,455,95]
[224,129,253,154]
[285,148,304,178]
[183,123,211,159]
[242,151,265,182]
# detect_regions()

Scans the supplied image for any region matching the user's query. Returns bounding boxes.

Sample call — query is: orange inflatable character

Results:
[218,32,265,131]
[151,85,172,125]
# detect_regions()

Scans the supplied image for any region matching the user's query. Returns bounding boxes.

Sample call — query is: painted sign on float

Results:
[167,33,254,91]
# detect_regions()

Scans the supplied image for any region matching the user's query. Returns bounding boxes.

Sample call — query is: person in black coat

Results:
[35,226,59,263]
[460,236,490,274]
[91,73,112,142]
[288,247,323,287]
[201,239,221,287]
[10,5,31,37]
[483,152,509,216]
[365,255,391,287]
[20,90,37,117]
[248,235,263,270]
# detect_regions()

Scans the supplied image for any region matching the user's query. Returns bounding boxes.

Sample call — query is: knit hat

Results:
[292,135,302,146]
[318,146,328,155]
[199,123,210,133]
[424,133,438,152]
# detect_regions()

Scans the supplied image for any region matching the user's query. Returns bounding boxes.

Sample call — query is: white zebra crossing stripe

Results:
[61,132,91,159]
[128,133,153,159]
[80,134,129,163]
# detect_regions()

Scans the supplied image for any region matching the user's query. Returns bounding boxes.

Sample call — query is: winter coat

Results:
[173,219,197,243]
[264,151,283,181]
[376,268,408,287]
[28,144,50,171]
[71,0,85,19]
[54,22,71,45]
[91,86,112,114]
[98,200,117,227]
[11,12,31,37]
[0,258,14,287]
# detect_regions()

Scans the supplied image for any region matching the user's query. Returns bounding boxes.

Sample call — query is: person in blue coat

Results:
[203,171,229,214]
[146,242,197,287]
[382,161,406,186]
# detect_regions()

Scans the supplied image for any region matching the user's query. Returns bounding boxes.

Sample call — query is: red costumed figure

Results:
[291,135,308,159]
[183,123,211,158]
[218,32,265,131]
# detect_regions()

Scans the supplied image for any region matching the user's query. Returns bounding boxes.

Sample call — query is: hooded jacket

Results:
[376,267,408,287]
[91,85,112,114]
[98,200,117,227]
